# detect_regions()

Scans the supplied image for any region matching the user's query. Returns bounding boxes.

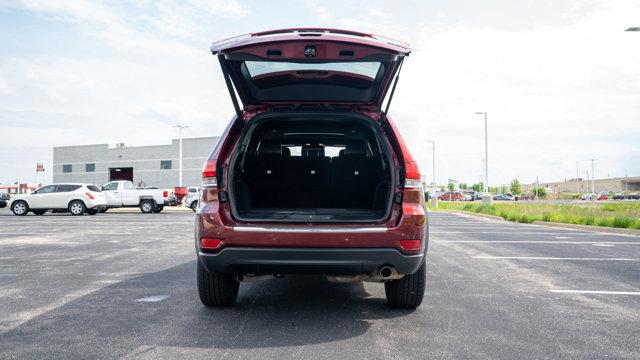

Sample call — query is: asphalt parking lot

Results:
[0,209,639,359]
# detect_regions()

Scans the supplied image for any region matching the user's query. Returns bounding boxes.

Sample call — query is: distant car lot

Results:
[0,209,638,358]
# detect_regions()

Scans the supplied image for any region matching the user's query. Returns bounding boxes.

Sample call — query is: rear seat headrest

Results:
[281,147,291,156]
[258,139,281,155]
[302,145,324,157]
[345,140,366,156]
[338,149,345,157]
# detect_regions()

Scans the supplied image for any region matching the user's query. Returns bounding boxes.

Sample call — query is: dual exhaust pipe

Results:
[234,266,403,284]
[327,265,404,283]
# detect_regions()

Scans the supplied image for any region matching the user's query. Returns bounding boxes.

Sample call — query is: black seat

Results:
[331,140,381,208]
[246,139,283,207]
[282,145,331,207]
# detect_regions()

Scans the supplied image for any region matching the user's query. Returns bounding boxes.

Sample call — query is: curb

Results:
[531,221,640,236]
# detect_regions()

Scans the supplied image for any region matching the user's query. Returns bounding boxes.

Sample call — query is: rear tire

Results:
[385,261,426,309]
[190,201,198,212]
[153,205,164,213]
[99,208,108,213]
[87,209,98,215]
[68,200,86,216]
[197,260,239,307]
[139,200,154,214]
[33,209,47,216]
[11,201,29,216]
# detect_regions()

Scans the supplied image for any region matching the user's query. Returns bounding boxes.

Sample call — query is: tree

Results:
[459,183,468,190]
[447,181,455,191]
[510,179,522,194]
[532,187,547,198]
[439,185,446,192]
[500,185,508,194]
[471,182,483,193]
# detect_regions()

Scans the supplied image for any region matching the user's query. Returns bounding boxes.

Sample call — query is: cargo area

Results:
[228,114,394,223]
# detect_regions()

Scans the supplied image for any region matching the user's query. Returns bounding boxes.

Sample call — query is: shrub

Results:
[612,217,631,228]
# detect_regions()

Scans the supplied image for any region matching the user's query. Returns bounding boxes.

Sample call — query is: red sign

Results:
[36,163,44,172]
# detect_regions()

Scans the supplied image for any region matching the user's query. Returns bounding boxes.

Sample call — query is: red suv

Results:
[196,29,427,308]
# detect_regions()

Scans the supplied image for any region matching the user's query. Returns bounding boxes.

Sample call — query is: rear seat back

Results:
[245,139,283,207]
[283,145,331,207]
[331,140,381,208]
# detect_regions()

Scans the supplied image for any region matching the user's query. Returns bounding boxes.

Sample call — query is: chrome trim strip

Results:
[233,226,388,233]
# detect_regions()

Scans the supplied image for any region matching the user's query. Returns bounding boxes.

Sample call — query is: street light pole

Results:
[590,158,596,196]
[476,112,491,203]
[173,124,189,187]
[426,140,436,208]
[576,161,579,193]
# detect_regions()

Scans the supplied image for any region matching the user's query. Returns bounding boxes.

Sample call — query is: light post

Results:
[590,158,596,198]
[476,112,491,204]
[173,124,189,187]
[426,140,436,208]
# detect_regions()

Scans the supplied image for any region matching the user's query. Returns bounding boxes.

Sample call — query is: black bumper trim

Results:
[198,247,425,275]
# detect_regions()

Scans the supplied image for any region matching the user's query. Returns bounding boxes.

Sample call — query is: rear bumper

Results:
[198,247,425,275]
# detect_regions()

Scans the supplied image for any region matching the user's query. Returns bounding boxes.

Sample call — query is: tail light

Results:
[400,239,422,251]
[202,160,217,187]
[200,237,223,250]
[85,192,95,200]
[163,190,168,198]
[404,159,422,189]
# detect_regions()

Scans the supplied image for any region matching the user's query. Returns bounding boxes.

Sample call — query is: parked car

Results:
[628,193,640,200]
[141,186,179,206]
[580,193,596,200]
[0,192,9,208]
[9,183,106,216]
[439,191,465,201]
[100,181,165,213]
[195,28,426,309]
[613,192,626,200]
[596,192,608,201]
[184,187,200,211]
[493,194,513,201]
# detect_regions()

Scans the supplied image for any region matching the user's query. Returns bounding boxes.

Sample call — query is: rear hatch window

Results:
[87,185,101,192]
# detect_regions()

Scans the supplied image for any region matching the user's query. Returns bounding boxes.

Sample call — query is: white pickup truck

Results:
[100,180,165,213]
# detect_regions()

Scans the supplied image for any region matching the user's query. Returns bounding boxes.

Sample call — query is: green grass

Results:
[428,202,640,230]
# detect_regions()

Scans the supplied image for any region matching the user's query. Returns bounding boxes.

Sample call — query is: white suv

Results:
[10,183,107,216]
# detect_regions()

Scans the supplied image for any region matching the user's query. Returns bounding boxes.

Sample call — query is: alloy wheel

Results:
[70,203,83,215]
[13,203,26,215]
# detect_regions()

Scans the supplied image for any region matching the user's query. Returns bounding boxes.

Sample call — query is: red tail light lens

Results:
[400,239,421,251]
[405,160,421,181]
[202,160,217,186]
[85,192,95,200]
[163,190,168,197]
[200,237,223,250]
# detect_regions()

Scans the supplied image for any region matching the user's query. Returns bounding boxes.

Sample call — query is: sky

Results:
[0,0,639,187]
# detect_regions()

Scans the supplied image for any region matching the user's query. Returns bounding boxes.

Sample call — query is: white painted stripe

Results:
[135,295,170,302]
[233,226,387,233]
[473,256,640,261]
[431,231,597,235]
[550,290,640,296]
[592,243,615,247]
[434,240,640,244]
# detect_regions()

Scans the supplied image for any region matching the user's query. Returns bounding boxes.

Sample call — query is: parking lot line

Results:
[435,240,640,245]
[549,290,640,296]
[431,231,604,235]
[472,256,640,261]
